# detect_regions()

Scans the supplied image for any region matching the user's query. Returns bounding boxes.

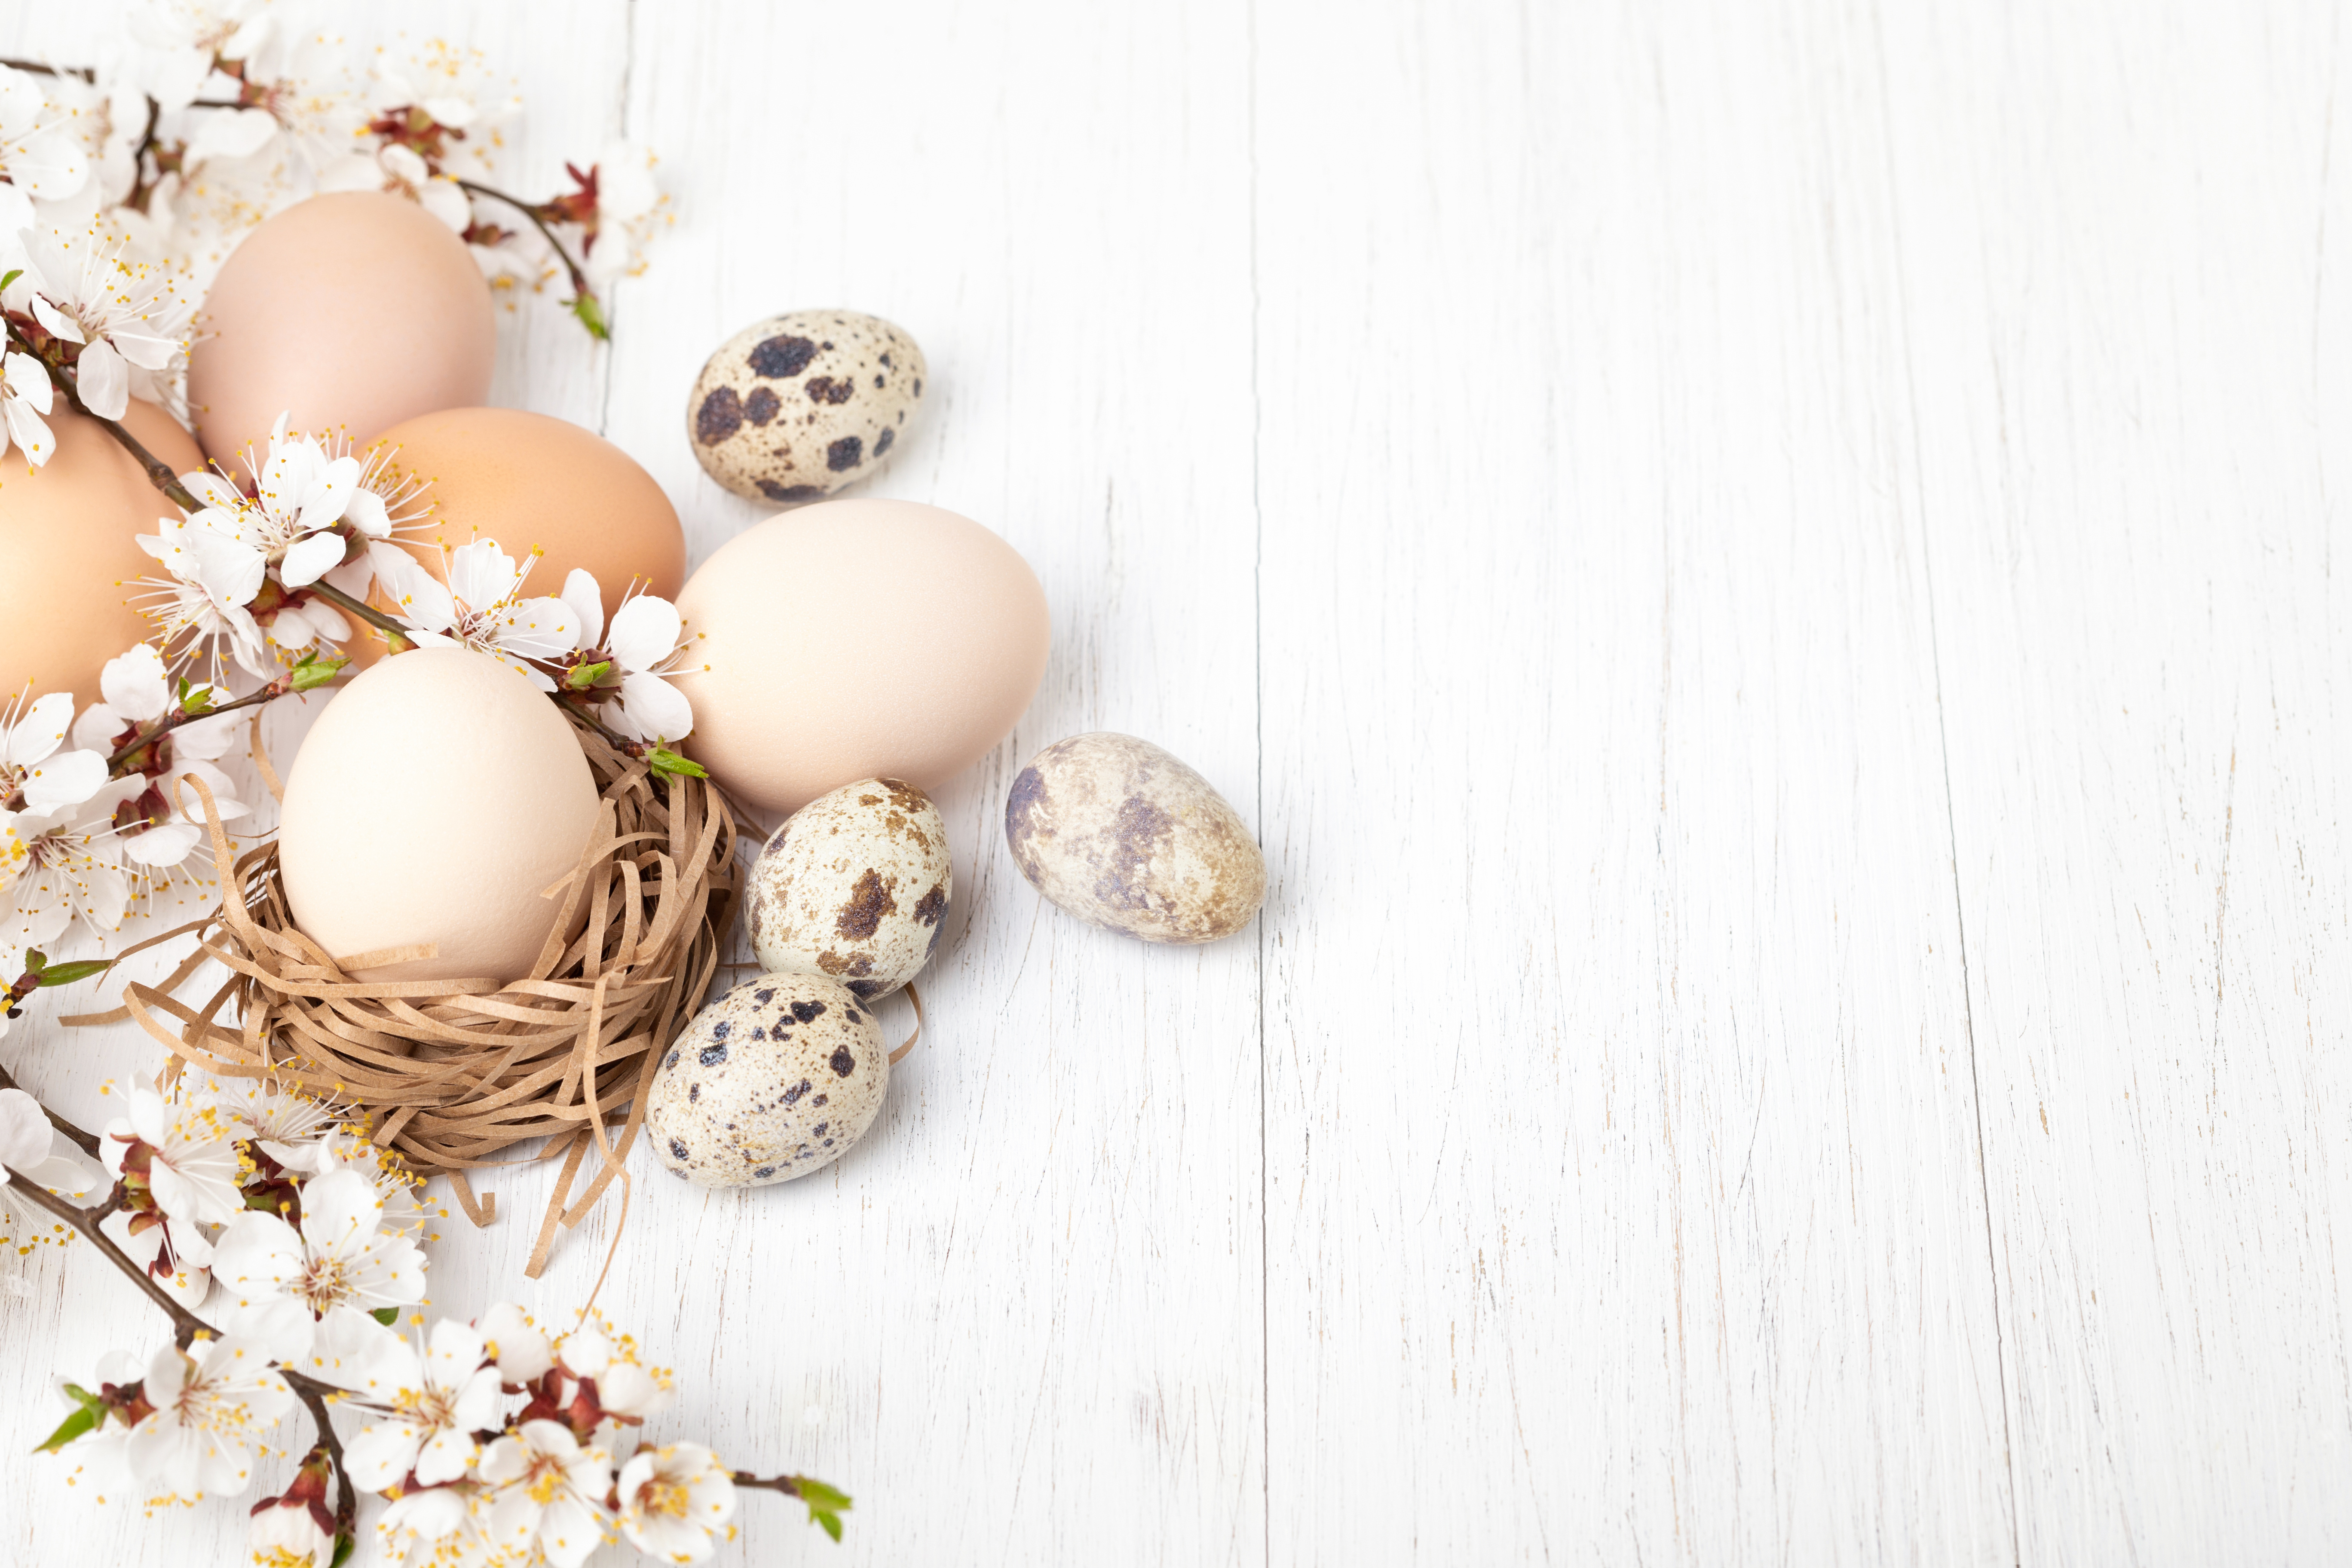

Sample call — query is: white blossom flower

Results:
[210,1166,425,1366]
[0,64,92,208]
[99,1205,212,1305]
[186,420,362,591]
[202,1075,337,1168]
[345,1318,502,1493]
[126,536,273,683]
[6,222,194,419]
[67,646,249,872]
[616,1442,738,1565]
[0,1086,105,1197]
[476,1419,613,1568]
[387,540,580,690]
[555,1316,669,1421]
[121,1335,290,1500]
[245,1490,335,1568]
[126,0,270,113]
[316,141,470,232]
[557,570,697,745]
[478,1301,553,1386]
[0,786,136,948]
[579,143,665,289]
[0,689,106,813]
[103,1081,247,1229]
[300,1125,438,1239]
[0,1086,107,1252]
[0,349,56,468]
[377,1481,496,1568]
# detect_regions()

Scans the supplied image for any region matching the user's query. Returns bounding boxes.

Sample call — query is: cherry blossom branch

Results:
[2,1168,211,1347]
[104,655,347,774]
[4,1146,355,1538]
[0,317,203,510]
[454,178,609,340]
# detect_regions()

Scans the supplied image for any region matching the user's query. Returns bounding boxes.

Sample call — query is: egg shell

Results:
[343,408,687,668]
[277,647,601,983]
[1006,732,1266,945]
[747,777,952,1000]
[671,499,1050,814]
[687,310,925,502]
[188,192,494,467]
[646,974,888,1186]
[0,399,203,708]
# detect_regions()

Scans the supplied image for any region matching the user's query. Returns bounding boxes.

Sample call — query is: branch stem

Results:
[454,178,603,322]
[0,1059,100,1156]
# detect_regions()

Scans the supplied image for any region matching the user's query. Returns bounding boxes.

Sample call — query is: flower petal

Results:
[279,529,347,589]
[98,643,169,721]
[607,594,682,674]
[20,746,106,812]
[616,672,693,745]
[558,569,604,649]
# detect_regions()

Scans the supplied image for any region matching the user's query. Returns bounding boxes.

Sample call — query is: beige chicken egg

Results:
[671,499,1050,814]
[277,647,602,983]
[747,777,952,1001]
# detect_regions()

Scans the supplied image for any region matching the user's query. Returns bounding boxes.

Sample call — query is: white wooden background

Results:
[3,1,2349,1563]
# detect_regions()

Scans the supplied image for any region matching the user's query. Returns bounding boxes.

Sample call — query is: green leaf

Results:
[330,1532,355,1568]
[0,270,19,294]
[179,683,220,716]
[36,959,114,987]
[569,290,609,341]
[32,1406,98,1454]
[21,951,44,975]
[564,659,612,692]
[793,1477,851,1540]
[371,1307,399,1327]
[291,653,349,692]
[647,747,708,779]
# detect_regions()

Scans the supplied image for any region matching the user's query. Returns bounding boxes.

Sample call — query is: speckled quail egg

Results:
[686,310,925,502]
[1006,732,1266,944]
[747,777,952,1000]
[646,974,889,1187]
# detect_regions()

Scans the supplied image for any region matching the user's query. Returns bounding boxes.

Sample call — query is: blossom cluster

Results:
[0,1,664,370]
[0,646,250,954]
[0,1075,842,1564]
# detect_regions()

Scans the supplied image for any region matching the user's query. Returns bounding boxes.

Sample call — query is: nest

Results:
[93,726,741,1277]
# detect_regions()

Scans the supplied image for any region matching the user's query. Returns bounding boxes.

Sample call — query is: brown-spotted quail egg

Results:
[647,974,888,1187]
[1005,732,1267,944]
[686,310,925,502]
[747,778,952,1000]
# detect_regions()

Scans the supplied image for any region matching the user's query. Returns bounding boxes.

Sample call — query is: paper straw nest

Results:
[89,725,741,1277]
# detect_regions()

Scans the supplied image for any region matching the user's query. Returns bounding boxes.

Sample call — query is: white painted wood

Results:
[1880,6,2352,1562]
[2,1,2349,1565]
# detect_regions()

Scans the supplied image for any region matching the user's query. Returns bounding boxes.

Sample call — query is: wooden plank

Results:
[1252,2,2013,1561]
[596,2,1267,1564]
[1880,5,2352,1562]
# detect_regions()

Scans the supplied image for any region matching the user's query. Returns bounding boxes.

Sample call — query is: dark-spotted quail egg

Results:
[747,777,951,1000]
[687,310,924,502]
[647,974,889,1187]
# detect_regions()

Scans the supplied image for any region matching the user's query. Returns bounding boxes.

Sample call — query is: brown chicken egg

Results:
[0,399,203,707]
[187,191,494,467]
[345,408,687,667]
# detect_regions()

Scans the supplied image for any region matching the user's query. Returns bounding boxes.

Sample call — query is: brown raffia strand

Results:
[107,726,741,1278]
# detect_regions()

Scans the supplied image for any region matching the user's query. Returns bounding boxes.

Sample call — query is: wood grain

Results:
[1,1,2347,1564]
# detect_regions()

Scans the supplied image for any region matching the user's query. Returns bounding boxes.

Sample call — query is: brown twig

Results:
[453,178,605,334]
[729,1472,810,1496]
[303,579,416,650]
[0,58,95,81]
[0,321,204,511]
